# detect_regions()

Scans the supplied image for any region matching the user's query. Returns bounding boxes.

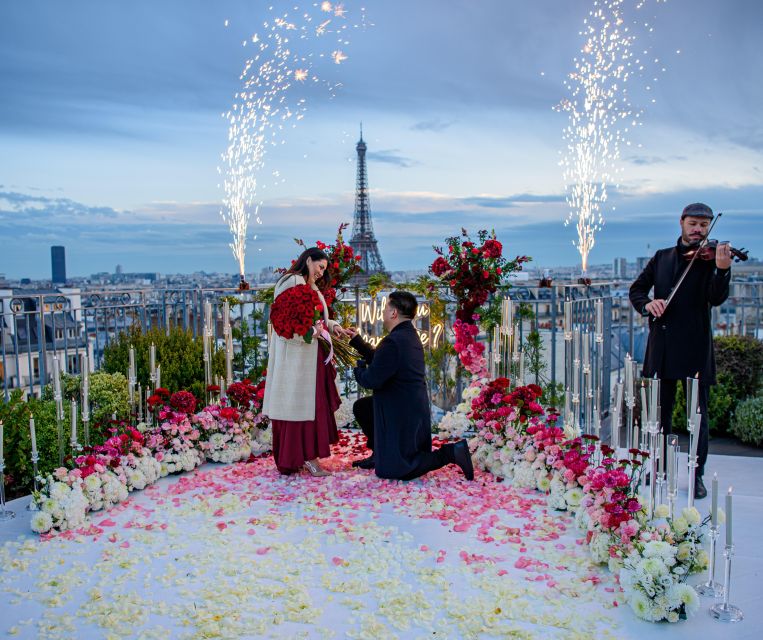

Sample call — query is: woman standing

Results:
[262,247,345,476]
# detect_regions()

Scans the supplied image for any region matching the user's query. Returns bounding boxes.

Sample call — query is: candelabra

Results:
[697,523,724,598]
[655,433,666,507]
[687,418,699,509]
[710,545,743,621]
[563,300,573,432]
[646,419,660,519]
[666,435,678,519]
[610,381,623,450]
[54,390,64,466]
[25,450,41,512]
[594,300,604,441]
[0,457,15,521]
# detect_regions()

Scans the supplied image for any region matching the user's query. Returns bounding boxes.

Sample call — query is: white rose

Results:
[653,504,669,519]
[681,506,701,526]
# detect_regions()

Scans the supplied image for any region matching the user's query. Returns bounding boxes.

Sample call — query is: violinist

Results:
[629,202,732,499]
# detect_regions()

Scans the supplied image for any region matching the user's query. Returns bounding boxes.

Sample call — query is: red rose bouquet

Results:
[270,284,323,343]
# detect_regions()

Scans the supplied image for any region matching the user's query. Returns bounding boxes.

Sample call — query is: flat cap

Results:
[681,202,714,219]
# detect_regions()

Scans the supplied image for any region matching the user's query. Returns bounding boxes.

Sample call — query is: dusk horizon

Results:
[2,0,762,280]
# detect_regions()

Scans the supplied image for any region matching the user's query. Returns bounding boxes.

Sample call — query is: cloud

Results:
[366,149,417,168]
[0,191,121,220]
[626,155,688,166]
[410,118,455,132]
[462,193,565,208]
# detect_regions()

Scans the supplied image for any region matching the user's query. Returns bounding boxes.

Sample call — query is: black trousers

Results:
[352,395,375,450]
[351,395,456,480]
[659,379,710,477]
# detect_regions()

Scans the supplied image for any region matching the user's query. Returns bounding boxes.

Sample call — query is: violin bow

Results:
[663,212,722,311]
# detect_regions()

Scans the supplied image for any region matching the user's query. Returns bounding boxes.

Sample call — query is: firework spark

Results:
[219,4,367,277]
[558,0,666,272]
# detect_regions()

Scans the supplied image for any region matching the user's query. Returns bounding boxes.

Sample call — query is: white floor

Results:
[0,449,760,639]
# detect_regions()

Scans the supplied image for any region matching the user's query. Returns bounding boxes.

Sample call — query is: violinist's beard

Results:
[683,232,706,246]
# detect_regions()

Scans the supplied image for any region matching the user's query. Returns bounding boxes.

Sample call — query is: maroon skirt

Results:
[271,344,340,474]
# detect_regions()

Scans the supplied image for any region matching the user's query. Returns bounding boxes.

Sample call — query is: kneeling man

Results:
[348,291,473,481]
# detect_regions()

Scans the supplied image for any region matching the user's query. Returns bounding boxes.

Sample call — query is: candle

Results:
[519,348,525,385]
[81,379,89,421]
[649,376,659,424]
[573,328,580,362]
[0,420,4,461]
[30,415,37,455]
[688,373,699,421]
[53,356,61,396]
[564,300,572,335]
[156,365,161,390]
[711,473,718,527]
[690,412,700,460]
[633,425,639,453]
[658,434,665,475]
[667,440,675,490]
[129,346,136,378]
[150,343,156,377]
[595,299,603,337]
[640,383,648,426]
[582,331,590,370]
[137,382,143,420]
[82,353,89,385]
[70,400,78,445]
[624,354,633,401]
[725,487,733,546]
[573,360,580,396]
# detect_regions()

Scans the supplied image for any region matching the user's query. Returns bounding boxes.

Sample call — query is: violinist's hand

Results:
[645,299,667,318]
[716,242,732,270]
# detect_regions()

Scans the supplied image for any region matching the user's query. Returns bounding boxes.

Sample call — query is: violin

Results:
[683,239,749,262]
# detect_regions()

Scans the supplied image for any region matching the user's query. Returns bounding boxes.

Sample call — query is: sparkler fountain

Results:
[219,3,367,286]
[559,0,665,276]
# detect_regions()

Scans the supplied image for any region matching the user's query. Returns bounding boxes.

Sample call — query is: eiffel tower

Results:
[349,125,387,286]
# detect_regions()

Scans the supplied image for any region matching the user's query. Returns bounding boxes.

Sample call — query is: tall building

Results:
[613,257,627,279]
[348,125,387,286]
[51,246,66,284]
[636,256,649,275]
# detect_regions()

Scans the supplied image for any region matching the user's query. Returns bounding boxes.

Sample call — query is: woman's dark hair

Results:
[388,290,418,319]
[284,247,331,289]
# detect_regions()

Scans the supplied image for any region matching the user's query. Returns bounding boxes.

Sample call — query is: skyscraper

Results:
[51,246,66,284]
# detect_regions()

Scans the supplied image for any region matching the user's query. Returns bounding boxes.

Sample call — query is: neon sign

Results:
[357,295,444,349]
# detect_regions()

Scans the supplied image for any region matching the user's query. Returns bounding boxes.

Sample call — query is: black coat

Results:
[352,321,432,479]
[629,239,730,383]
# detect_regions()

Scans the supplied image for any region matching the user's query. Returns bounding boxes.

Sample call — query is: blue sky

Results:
[1,0,762,279]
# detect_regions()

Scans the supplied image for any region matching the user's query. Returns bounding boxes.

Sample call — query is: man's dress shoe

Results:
[453,440,474,481]
[352,455,375,470]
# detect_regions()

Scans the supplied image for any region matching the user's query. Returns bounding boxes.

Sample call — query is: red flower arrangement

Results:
[316,223,363,291]
[170,390,197,414]
[429,229,529,323]
[147,394,163,412]
[270,284,323,343]
[226,377,265,410]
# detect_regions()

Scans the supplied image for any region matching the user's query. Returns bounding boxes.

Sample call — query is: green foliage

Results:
[101,326,225,400]
[714,335,763,398]
[364,273,395,299]
[0,390,61,499]
[730,395,763,447]
[88,372,130,424]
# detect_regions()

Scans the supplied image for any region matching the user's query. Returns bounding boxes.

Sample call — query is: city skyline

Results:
[1,0,762,279]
